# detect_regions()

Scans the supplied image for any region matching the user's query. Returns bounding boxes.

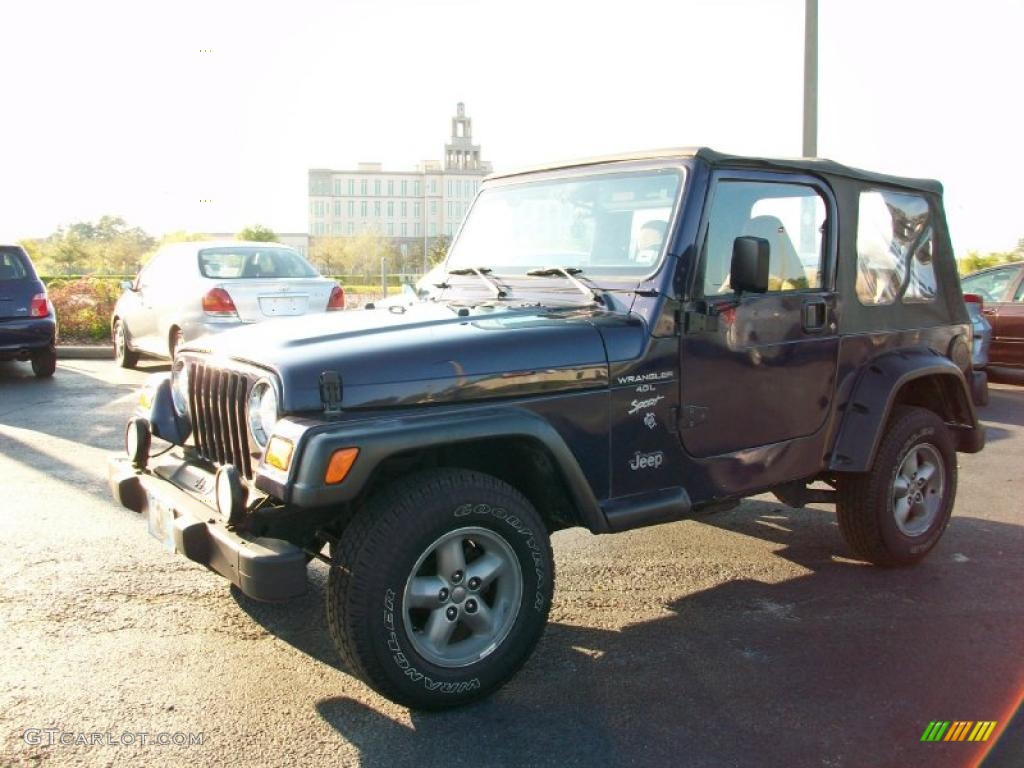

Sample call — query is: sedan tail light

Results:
[327,283,346,311]
[202,287,238,317]
[29,293,50,318]
[963,293,984,311]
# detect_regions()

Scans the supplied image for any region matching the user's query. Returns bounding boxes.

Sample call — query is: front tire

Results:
[31,346,57,378]
[113,318,138,369]
[836,406,956,566]
[327,469,554,710]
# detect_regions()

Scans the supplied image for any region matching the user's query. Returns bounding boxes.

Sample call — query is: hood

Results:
[182,302,615,412]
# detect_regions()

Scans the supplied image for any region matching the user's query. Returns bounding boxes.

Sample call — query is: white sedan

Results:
[111,240,345,367]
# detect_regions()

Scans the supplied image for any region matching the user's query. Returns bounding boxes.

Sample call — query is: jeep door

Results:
[678,172,840,458]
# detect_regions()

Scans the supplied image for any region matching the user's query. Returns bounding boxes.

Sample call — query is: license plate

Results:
[146,491,176,552]
[259,296,307,316]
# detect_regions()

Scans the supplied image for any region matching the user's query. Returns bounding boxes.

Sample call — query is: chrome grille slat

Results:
[187,360,254,479]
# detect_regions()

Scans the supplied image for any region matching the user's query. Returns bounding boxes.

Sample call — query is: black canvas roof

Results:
[488,147,943,195]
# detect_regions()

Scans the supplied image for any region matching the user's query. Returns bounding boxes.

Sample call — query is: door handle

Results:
[802,297,827,332]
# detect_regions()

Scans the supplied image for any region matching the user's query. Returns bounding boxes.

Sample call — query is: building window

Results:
[414,223,422,236]
[387,180,394,196]
[360,180,367,195]
[374,201,381,217]
[333,200,341,216]
[387,201,394,218]
[401,223,408,236]
[430,179,437,194]
[374,180,381,196]
[401,201,408,218]
[431,200,437,216]
[387,223,394,236]
[348,179,355,195]
[430,222,437,236]
[348,200,355,216]
[333,180,341,196]
[348,222,354,235]
[414,202,421,218]
[332,221,341,234]
[401,180,408,196]
[361,201,368,217]
[413,181,421,196]
[464,180,472,197]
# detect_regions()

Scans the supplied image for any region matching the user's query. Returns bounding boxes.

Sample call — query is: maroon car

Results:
[961,261,1024,370]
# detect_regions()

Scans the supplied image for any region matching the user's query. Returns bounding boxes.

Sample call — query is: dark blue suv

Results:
[0,245,57,377]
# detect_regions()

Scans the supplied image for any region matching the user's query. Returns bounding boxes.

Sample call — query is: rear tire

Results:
[31,346,57,378]
[327,468,554,710]
[113,318,138,369]
[836,406,956,566]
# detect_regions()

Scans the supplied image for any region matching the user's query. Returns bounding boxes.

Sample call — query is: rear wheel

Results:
[30,346,57,378]
[113,318,138,369]
[327,468,554,710]
[836,406,956,566]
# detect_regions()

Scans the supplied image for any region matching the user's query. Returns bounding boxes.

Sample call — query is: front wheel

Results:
[837,406,957,566]
[327,469,554,710]
[113,319,138,369]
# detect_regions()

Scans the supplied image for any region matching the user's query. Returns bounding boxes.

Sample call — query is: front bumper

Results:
[108,456,307,601]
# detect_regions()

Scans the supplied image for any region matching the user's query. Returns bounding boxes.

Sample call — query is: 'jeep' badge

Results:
[629,451,664,470]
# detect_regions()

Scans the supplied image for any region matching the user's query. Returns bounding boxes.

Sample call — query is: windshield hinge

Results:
[319,370,343,414]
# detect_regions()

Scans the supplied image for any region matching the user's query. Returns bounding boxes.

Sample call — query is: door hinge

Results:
[679,404,709,429]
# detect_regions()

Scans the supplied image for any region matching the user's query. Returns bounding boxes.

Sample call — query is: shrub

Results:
[47,278,122,342]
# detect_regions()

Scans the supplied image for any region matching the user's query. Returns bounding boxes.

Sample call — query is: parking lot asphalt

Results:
[1,358,1022,767]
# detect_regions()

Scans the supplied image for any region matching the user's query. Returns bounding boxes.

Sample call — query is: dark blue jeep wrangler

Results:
[110,148,984,709]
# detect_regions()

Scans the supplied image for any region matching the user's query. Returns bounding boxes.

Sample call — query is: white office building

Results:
[308,103,492,250]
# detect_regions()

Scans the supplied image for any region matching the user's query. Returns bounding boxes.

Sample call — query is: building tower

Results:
[445,102,489,172]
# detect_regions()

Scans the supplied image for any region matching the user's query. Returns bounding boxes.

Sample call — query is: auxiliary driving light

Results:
[215,465,247,525]
[125,417,151,470]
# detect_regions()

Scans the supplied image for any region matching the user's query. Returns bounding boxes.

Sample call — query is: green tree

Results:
[309,236,351,276]
[237,224,278,242]
[428,235,451,266]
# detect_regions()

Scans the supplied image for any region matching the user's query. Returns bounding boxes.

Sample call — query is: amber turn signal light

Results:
[265,436,294,471]
[325,447,359,484]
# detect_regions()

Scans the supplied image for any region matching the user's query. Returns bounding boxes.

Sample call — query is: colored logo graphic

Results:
[920,721,997,742]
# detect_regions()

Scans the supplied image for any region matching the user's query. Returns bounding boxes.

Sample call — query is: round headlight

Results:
[247,380,279,447]
[171,361,189,415]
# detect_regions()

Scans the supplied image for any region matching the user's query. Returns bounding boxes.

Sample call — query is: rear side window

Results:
[856,190,936,305]
[0,249,29,281]
[961,266,1017,303]
[198,247,318,279]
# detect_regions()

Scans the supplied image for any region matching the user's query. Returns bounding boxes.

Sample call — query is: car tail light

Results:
[327,283,346,311]
[29,293,50,318]
[202,287,238,317]
[964,293,983,311]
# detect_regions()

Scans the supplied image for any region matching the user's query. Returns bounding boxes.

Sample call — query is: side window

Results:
[961,267,1015,303]
[1015,273,1024,302]
[701,181,825,297]
[856,189,936,305]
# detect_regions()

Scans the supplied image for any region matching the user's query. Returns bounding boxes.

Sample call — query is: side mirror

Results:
[730,236,770,294]
[120,280,135,292]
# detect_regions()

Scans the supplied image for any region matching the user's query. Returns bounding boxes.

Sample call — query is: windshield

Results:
[447,167,684,277]
[197,247,319,279]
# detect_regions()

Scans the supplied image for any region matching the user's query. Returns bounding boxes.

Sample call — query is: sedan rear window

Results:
[198,247,318,279]
[0,249,29,281]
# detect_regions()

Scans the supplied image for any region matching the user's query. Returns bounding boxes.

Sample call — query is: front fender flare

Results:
[257,406,608,533]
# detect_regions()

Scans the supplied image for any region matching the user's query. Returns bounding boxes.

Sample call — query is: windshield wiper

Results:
[446,267,508,298]
[525,267,605,305]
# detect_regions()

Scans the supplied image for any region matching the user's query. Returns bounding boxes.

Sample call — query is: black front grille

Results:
[187,361,253,478]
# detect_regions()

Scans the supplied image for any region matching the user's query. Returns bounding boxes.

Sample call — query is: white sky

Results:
[1,0,1021,254]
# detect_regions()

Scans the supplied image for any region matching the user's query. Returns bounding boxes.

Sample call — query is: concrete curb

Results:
[58,345,115,360]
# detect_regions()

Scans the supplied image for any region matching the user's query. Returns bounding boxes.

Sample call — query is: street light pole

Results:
[802,0,818,158]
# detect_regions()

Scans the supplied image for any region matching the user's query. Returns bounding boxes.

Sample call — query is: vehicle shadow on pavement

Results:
[236,503,1024,768]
